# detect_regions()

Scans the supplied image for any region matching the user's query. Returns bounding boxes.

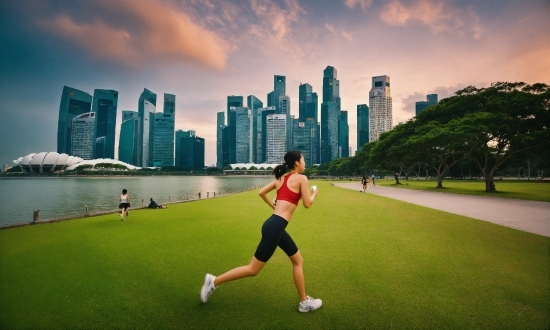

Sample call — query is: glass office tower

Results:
[235,107,250,163]
[338,111,349,157]
[182,136,205,170]
[257,106,276,163]
[292,119,317,167]
[216,111,225,168]
[321,66,341,163]
[92,89,118,159]
[227,95,243,164]
[137,88,157,167]
[153,113,175,167]
[357,104,369,150]
[176,130,195,168]
[369,75,392,142]
[247,95,263,163]
[164,93,175,114]
[416,94,438,116]
[57,86,92,155]
[71,112,96,160]
[299,83,313,121]
[119,114,138,165]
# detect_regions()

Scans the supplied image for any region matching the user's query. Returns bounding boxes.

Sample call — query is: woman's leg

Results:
[289,251,307,301]
[214,256,265,286]
[121,207,125,220]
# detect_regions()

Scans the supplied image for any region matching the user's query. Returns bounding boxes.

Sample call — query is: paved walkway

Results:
[334,183,550,237]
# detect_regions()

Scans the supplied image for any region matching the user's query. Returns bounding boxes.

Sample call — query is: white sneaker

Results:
[298,295,322,312]
[200,273,217,303]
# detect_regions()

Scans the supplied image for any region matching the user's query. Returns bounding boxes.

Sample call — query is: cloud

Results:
[325,23,353,42]
[344,0,373,13]
[379,0,484,39]
[249,0,306,43]
[36,0,230,69]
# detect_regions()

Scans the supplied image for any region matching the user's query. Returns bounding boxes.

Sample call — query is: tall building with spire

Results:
[137,88,157,167]
[92,89,118,159]
[369,76,392,142]
[57,86,92,155]
[321,66,341,163]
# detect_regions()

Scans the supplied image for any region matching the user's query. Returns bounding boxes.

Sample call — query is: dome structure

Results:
[13,152,139,173]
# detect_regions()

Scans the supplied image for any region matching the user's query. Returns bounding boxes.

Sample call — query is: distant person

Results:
[361,176,368,192]
[405,174,409,185]
[371,174,376,187]
[148,198,167,209]
[200,150,322,312]
[119,189,130,221]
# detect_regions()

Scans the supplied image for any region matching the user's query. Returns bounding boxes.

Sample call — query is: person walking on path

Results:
[200,150,323,312]
[371,174,376,187]
[118,189,130,221]
[361,176,368,192]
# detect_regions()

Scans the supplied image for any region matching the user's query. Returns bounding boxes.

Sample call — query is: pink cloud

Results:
[379,0,484,39]
[344,0,373,13]
[37,0,229,69]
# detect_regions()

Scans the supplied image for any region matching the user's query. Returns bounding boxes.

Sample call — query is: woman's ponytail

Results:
[273,163,289,180]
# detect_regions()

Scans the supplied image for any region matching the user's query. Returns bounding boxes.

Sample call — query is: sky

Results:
[1,0,549,168]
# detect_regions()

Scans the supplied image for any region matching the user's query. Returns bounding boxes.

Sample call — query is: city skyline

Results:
[1,0,549,168]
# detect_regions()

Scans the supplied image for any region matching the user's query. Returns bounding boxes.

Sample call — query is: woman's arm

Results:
[300,176,318,208]
[259,180,277,209]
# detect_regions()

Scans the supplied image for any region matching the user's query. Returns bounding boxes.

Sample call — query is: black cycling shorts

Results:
[254,214,299,262]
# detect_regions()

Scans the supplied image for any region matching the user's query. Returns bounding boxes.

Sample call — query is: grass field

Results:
[0,181,548,329]
[376,179,550,202]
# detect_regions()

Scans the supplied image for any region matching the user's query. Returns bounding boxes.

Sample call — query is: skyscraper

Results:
[176,129,195,168]
[257,106,276,163]
[357,104,369,150]
[137,88,157,167]
[268,75,286,113]
[119,112,138,165]
[304,92,320,164]
[92,89,118,159]
[299,83,313,121]
[369,76,392,142]
[164,93,176,115]
[292,119,317,167]
[216,111,225,168]
[266,114,286,164]
[247,95,263,163]
[416,94,438,116]
[71,112,96,160]
[321,66,341,163]
[338,111,349,158]
[227,95,243,164]
[182,136,205,170]
[153,112,175,167]
[235,107,250,163]
[57,86,92,155]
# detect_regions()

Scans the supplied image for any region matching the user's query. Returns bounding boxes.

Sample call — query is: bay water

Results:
[0,176,272,227]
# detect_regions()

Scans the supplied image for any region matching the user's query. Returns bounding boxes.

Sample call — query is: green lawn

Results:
[376,179,550,202]
[1,181,548,329]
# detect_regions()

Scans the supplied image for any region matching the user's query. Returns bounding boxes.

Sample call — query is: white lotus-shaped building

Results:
[13,152,140,173]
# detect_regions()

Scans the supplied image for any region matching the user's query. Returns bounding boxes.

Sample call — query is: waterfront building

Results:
[227,95,243,164]
[57,86,92,155]
[299,83,313,121]
[235,107,250,163]
[71,112,96,160]
[292,119,317,166]
[137,88,157,167]
[268,75,286,113]
[338,111,349,158]
[304,92,320,164]
[257,106,276,163]
[369,75,392,142]
[176,130,195,168]
[92,89,118,159]
[216,111,225,168]
[3,164,11,173]
[321,66,341,164]
[182,136,205,170]
[247,95,263,163]
[266,114,286,164]
[153,112,175,167]
[357,104,369,149]
[119,115,138,165]
[164,93,176,115]
[221,126,230,167]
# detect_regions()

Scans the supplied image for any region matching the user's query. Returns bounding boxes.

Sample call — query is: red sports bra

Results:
[276,173,301,206]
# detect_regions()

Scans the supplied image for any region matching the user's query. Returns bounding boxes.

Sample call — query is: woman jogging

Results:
[119,189,130,221]
[200,150,322,312]
[361,175,368,192]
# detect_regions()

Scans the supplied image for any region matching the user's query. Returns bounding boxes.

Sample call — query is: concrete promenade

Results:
[334,182,550,237]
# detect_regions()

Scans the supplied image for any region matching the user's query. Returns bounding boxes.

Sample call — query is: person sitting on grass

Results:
[148,198,167,209]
